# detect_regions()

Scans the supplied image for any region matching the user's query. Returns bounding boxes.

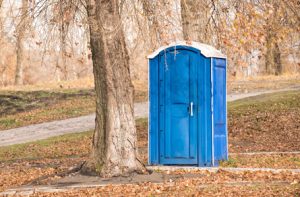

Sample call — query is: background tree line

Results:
[0,0,299,87]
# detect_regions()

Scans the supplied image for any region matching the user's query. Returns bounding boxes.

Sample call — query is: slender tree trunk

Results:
[0,0,4,39]
[265,34,283,75]
[0,0,4,85]
[57,31,68,81]
[272,1,283,75]
[82,0,146,177]
[15,0,29,85]
[265,26,274,74]
[264,1,283,75]
[273,42,282,75]
[180,0,212,43]
[57,0,69,81]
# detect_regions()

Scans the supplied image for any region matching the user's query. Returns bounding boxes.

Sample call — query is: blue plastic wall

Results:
[198,54,213,167]
[149,45,227,167]
[149,53,159,165]
[213,58,228,164]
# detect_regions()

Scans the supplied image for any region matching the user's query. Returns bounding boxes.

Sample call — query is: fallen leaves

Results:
[28,170,300,196]
[1,91,300,195]
[228,91,300,152]
[0,158,86,192]
[221,154,300,169]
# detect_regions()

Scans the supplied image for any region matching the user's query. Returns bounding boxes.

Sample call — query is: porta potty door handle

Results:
[190,102,194,117]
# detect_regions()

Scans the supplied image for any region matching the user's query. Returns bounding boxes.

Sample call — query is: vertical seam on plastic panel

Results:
[211,58,215,166]
[148,58,150,165]
[225,58,228,160]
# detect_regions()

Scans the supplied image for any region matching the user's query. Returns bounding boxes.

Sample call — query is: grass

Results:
[0,118,148,163]
[0,119,147,192]
[0,91,300,195]
[220,154,300,169]
[1,77,298,131]
[0,89,148,130]
[290,157,300,166]
[228,90,300,113]
[0,89,96,130]
[0,89,95,116]
[228,90,300,152]
[0,90,299,168]
[0,90,299,165]
[0,118,19,128]
[220,157,239,168]
[0,131,93,163]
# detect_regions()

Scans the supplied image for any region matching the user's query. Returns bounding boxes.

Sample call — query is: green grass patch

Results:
[1,90,299,168]
[0,131,93,163]
[289,157,300,167]
[228,90,300,152]
[0,119,147,163]
[219,157,239,167]
[0,91,96,130]
[0,89,95,117]
[220,154,300,169]
[0,89,148,130]
[0,118,19,128]
[228,90,300,114]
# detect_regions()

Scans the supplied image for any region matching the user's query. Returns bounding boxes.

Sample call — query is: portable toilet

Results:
[148,41,227,167]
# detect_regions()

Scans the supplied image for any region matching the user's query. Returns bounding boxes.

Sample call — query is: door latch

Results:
[190,102,194,117]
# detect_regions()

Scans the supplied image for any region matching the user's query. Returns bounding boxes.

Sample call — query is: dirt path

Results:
[227,86,300,101]
[1,87,299,147]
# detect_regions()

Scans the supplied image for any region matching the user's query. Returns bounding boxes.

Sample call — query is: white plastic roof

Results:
[147,41,226,59]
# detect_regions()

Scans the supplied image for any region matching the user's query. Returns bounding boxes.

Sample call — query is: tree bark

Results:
[0,0,3,38]
[141,0,161,50]
[15,0,29,85]
[265,26,274,74]
[180,0,212,44]
[264,1,283,75]
[273,42,282,75]
[265,33,283,75]
[57,0,69,81]
[82,0,146,177]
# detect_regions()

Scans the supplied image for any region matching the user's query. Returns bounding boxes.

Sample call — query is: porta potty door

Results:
[158,50,198,165]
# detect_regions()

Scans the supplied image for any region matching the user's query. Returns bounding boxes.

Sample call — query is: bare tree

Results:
[264,0,283,75]
[140,0,162,50]
[0,0,4,35]
[56,1,69,81]
[82,0,146,177]
[180,0,212,43]
[15,0,29,85]
[264,0,300,75]
[55,0,76,81]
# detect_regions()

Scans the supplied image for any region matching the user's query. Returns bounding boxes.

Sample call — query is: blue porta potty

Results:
[148,41,227,167]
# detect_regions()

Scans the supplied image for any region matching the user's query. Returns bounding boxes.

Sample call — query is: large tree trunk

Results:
[82,0,146,177]
[180,0,212,44]
[15,0,29,85]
